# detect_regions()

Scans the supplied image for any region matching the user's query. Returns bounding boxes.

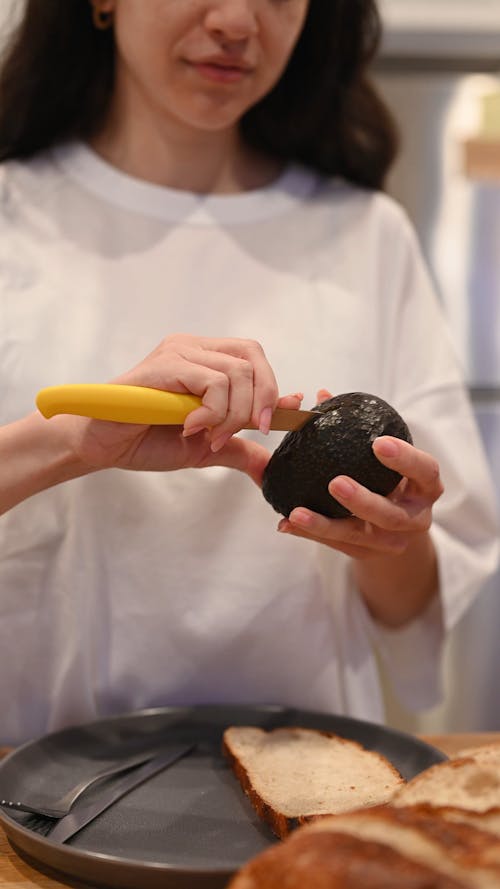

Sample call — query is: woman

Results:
[0,0,497,745]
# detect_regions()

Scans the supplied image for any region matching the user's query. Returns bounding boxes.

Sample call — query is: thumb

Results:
[210,437,271,487]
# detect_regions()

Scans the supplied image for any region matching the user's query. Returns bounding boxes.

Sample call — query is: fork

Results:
[18,813,55,837]
[0,748,162,819]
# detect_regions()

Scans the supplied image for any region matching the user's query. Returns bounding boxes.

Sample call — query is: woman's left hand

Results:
[277,432,444,561]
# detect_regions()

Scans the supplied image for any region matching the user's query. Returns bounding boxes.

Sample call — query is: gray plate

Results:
[0,704,446,889]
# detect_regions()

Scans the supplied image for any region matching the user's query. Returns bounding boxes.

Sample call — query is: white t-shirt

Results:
[0,142,498,745]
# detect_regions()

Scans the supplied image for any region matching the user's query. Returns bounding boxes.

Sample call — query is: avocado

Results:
[262,392,412,519]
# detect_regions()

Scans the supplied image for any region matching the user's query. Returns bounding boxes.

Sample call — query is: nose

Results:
[204,0,259,42]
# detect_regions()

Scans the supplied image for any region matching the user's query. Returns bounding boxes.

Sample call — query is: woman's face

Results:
[101,0,310,134]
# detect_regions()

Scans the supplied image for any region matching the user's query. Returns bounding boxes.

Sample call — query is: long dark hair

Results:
[0,0,398,189]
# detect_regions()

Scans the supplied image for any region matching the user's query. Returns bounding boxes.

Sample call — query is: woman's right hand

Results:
[1,334,301,515]
[116,333,283,446]
[45,334,301,482]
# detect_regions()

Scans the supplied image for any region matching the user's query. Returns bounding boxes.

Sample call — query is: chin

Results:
[179,94,258,133]
[179,114,243,136]
[195,116,242,133]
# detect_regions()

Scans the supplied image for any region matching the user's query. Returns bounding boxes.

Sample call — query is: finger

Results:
[206,338,279,431]
[278,519,371,559]
[180,343,279,443]
[210,389,306,448]
[174,369,235,437]
[168,347,255,443]
[373,436,444,499]
[123,335,280,441]
[207,437,271,486]
[282,507,410,554]
[277,392,304,409]
[328,475,432,534]
[316,388,333,404]
[115,358,232,433]
[213,388,305,443]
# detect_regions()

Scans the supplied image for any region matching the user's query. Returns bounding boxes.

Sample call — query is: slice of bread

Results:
[392,756,500,814]
[222,725,405,839]
[451,745,500,767]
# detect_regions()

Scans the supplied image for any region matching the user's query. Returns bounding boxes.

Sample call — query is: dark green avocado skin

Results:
[262,392,413,519]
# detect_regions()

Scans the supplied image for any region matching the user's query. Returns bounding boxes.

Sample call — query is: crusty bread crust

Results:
[305,805,500,875]
[223,733,303,839]
[228,826,471,889]
[223,725,404,839]
[435,807,500,839]
[229,804,500,889]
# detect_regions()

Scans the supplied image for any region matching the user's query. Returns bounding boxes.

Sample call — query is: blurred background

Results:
[1,0,499,734]
[376,0,500,734]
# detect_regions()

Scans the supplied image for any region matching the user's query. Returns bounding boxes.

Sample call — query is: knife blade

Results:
[46,743,195,844]
[36,384,319,432]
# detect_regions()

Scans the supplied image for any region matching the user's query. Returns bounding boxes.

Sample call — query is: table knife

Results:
[36,384,319,431]
[47,743,195,844]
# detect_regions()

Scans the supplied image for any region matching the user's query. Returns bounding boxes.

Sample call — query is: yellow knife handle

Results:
[36,384,203,425]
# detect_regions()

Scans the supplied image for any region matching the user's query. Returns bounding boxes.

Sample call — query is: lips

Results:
[195,55,253,72]
[187,55,254,84]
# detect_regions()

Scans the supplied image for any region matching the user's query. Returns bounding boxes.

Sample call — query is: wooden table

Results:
[1,734,499,888]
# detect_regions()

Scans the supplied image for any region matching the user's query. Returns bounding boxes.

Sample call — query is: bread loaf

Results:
[306,805,500,884]
[438,808,500,839]
[228,804,500,889]
[223,725,405,839]
[228,816,472,889]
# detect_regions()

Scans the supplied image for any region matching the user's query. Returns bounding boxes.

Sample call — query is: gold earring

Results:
[92,6,113,30]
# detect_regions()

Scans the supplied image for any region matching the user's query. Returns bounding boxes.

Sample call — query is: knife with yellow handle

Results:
[36,384,318,431]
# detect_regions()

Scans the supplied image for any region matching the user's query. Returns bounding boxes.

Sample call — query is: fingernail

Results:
[259,407,273,435]
[374,437,398,458]
[289,508,312,527]
[277,519,290,532]
[210,433,231,453]
[330,477,354,498]
[183,424,206,438]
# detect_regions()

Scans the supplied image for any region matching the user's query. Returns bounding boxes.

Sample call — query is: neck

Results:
[91,95,282,195]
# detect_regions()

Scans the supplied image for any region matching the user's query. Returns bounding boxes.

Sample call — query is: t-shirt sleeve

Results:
[360,200,500,711]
